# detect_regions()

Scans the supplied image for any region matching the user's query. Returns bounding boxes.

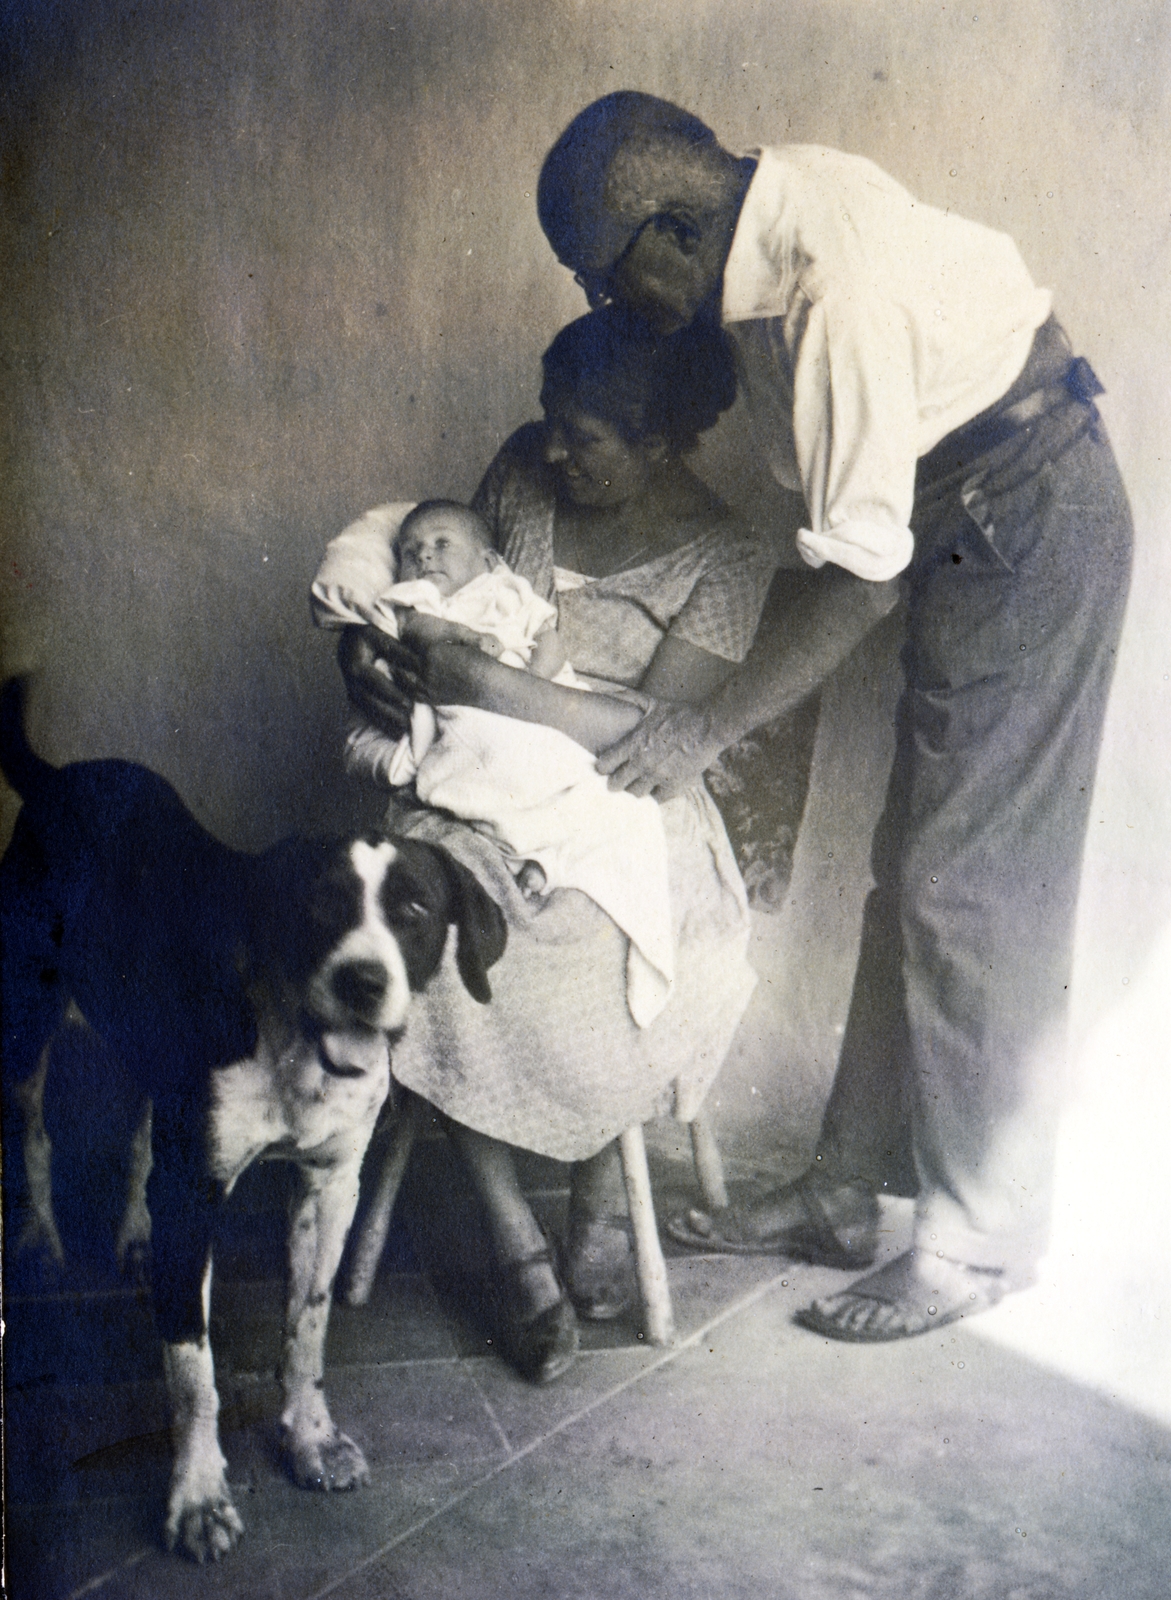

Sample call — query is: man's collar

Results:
[721,148,796,324]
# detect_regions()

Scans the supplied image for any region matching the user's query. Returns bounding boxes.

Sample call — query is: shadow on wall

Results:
[4,0,1167,856]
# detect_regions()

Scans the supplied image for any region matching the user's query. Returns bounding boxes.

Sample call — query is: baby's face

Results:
[396,512,493,597]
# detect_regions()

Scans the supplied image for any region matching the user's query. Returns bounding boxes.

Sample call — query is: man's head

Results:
[537,92,749,334]
[394,501,496,598]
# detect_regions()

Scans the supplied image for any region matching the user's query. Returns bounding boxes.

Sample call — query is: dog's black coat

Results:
[1,679,503,1329]
[0,677,506,1556]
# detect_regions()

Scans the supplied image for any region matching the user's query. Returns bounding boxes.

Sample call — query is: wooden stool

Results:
[345,1094,727,1348]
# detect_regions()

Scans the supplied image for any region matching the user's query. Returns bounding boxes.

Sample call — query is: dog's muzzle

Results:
[330,958,389,1016]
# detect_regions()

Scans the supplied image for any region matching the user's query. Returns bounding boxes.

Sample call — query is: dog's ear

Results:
[431,846,507,1004]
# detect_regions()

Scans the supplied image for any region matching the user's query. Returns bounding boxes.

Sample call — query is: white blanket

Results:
[313,505,674,1026]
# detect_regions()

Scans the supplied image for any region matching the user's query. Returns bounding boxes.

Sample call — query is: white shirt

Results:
[721,146,1052,580]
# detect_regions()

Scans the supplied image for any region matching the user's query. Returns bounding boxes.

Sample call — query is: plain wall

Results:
[3,0,1169,1131]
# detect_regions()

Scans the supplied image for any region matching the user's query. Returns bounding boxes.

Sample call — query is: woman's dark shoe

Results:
[494,1241,580,1384]
[562,1212,635,1322]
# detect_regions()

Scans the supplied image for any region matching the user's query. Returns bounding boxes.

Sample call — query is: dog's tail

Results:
[0,677,56,803]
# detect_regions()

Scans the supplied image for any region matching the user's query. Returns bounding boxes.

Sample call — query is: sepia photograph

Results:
[2,2,1169,1595]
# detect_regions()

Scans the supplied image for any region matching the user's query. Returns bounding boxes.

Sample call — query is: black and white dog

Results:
[0,678,504,1560]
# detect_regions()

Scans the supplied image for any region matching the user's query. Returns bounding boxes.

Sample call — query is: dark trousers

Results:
[815,370,1133,1282]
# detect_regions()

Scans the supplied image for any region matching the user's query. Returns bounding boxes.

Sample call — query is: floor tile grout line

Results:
[66,1548,151,1599]
[59,1267,792,1597]
[305,1268,793,1600]
[10,1336,767,1405]
[9,1254,742,1308]
[418,1267,468,1366]
[8,1270,439,1308]
[465,1369,518,1459]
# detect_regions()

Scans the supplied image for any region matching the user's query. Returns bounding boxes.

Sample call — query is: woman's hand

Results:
[337,625,423,739]
[596,702,724,800]
[398,611,492,653]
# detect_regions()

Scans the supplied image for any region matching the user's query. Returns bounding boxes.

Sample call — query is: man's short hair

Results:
[538,92,718,275]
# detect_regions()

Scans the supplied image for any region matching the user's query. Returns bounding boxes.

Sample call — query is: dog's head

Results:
[248,834,507,1036]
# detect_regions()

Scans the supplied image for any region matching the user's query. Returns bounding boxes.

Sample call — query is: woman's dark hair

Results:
[539,305,737,456]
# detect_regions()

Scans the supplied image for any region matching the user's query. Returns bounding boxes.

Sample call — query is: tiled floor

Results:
[5,1134,1171,1600]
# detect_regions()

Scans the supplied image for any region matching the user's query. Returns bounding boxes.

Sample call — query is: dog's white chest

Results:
[208,1031,390,1189]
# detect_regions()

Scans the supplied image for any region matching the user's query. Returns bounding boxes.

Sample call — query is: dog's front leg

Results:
[161,1256,244,1561]
[280,1157,370,1491]
[151,1094,243,1561]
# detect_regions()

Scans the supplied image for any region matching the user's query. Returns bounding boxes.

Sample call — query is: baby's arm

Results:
[527,623,567,681]
[392,608,491,653]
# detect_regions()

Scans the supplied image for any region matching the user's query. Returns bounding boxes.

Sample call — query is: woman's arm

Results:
[414,587,744,750]
[598,565,900,795]
[414,641,646,754]
[637,632,737,705]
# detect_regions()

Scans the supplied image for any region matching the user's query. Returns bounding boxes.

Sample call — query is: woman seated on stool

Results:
[323,308,778,1382]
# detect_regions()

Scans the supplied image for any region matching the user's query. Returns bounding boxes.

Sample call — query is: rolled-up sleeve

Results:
[724,146,1052,583]
[789,289,918,581]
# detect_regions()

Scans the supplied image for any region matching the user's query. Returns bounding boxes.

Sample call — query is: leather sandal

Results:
[665,1175,879,1270]
[562,1212,635,1322]
[794,1249,1007,1343]
[494,1239,580,1384]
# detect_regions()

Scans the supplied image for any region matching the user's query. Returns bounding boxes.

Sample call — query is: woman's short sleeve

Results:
[667,531,779,662]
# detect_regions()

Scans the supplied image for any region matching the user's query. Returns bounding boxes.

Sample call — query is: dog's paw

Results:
[16,1212,66,1270]
[287,1427,371,1492]
[165,1489,245,1563]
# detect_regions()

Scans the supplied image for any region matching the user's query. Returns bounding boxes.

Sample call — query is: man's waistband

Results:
[919,318,1104,484]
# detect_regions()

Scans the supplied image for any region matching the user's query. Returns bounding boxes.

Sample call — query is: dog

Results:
[0,677,505,1560]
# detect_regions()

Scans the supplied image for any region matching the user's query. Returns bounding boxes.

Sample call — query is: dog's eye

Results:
[391,898,431,921]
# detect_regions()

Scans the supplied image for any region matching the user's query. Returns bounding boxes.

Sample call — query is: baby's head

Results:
[394,501,496,598]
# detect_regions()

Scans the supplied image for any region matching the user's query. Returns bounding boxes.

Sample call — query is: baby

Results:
[381,500,565,672]
[313,498,674,1027]
[346,500,572,898]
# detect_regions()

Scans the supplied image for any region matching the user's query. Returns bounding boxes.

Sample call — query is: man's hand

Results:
[337,626,422,739]
[596,702,724,799]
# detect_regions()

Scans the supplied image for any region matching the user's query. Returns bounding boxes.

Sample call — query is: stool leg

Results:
[345,1092,423,1306]
[618,1124,675,1346]
[689,1114,728,1212]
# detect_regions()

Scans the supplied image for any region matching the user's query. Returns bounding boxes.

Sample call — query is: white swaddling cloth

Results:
[312,505,674,1027]
[394,701,673,1028]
